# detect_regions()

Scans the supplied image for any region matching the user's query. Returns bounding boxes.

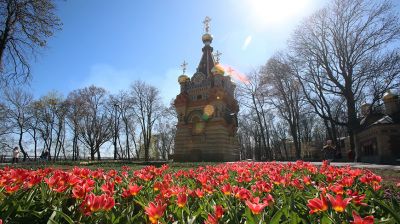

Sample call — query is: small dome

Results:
[178,75,189,84]
[202,33,213,43]
[211,64,224,75]
[383,90,397,101]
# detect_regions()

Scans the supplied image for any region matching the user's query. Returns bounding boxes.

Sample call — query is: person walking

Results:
[40,150,49,162]
[12,146,20,164]
[322,140,336,165]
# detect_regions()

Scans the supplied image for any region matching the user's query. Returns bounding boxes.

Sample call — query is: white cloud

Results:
[242,35,252,50]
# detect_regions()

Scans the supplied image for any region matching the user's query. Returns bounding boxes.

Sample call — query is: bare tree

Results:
[130,81,162,161]
[289,0,400,161]
[293,56,346,149]
[237,71,272,160]
[154,105,176,160]
[116,91,135,160]
[109,94,122,160]
[270,120,289,160]
[33,92,64,161]
[237,111,260,160]
[2,87,32,160]
[26,100,41,160]
[263,54,305,159]
[74,86,112,160]
[0,0,62,85]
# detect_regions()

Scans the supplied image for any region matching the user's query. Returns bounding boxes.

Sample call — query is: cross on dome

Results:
[203,16,211,33]
[180,60,188,74]
[214,50,222,63]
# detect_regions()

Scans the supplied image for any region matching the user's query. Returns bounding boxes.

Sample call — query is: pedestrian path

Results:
[290,162,400,171]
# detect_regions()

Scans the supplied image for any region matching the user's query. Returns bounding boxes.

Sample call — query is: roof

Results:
[197,45,216,77]
[371,115,393,125]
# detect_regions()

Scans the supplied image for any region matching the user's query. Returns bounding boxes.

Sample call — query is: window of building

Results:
[361,139,377,156]
[197,95,202,100]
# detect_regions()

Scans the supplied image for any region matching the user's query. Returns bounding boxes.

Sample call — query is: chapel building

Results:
[173,18,240,162]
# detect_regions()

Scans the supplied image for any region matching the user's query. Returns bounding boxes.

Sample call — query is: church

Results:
[173,17,240,162]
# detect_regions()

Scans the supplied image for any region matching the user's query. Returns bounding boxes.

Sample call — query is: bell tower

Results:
[173,17,240,162]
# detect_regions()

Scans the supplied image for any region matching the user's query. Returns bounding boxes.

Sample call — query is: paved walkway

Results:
[285,162,400,171]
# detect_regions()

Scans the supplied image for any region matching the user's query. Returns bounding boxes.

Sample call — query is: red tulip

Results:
[221,183,231,195]
[195,188,204,198]
[329,184,344,195]
[5,185,19,194]
[234,187,251,200]
[245,197,268,215]
[303,175,311,185]
[327,194,352,213]
[204,205,224,224]
[215,205,224,219]
[307,194,328,214]
[80,193,115,215]
[204,214,218,224]
[122,184,142,198]
[100,181,115,196]
[145,200,167,224]
[176,193,188,208]
[351,211,374,224]
[72,181,94,199]
[153,181,162,191]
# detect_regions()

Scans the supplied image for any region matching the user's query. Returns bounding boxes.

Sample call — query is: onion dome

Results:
[211,64,225,75]
[383,90,397,101]
[202,33,213,44]
[178,75,190,84]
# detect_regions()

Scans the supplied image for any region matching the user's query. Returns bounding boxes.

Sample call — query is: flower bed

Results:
[0,161,399,223]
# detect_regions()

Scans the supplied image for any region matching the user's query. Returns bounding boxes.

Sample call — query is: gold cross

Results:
[181,60,188,74]
[214,50,222,63]
[203,16,211,33]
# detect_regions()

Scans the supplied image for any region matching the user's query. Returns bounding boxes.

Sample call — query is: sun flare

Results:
[247,0,311,26]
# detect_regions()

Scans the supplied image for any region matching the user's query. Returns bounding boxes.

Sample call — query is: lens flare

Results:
[194,122,205,134]
[219,64,249,84]
[204,105,215,116]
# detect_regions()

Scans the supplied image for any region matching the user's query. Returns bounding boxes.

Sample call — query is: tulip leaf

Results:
[373,198,400,223]
[270,209,283,224]
[321,214,332,224]
[244,207,256,224]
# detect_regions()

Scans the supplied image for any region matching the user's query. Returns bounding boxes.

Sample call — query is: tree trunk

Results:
[90,147,95,160]
[125,122,130,160]
[97,148,101,160]
[33,129,37,161]
[252,94,269,160]
[346,91,359,161]
[18,126,27,161]
[0,9,14,68]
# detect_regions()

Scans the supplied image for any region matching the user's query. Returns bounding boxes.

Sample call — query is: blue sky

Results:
[30,0,332,104]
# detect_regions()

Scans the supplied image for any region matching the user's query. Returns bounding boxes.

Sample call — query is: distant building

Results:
[353,90,400,164]
[173,17,240,162]
[282,89,400,164]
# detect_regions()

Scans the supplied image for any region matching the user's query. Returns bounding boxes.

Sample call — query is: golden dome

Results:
[202,33,213,43]
[383,90,397,101]
[178,75,190,84]
[211,64,224,75]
